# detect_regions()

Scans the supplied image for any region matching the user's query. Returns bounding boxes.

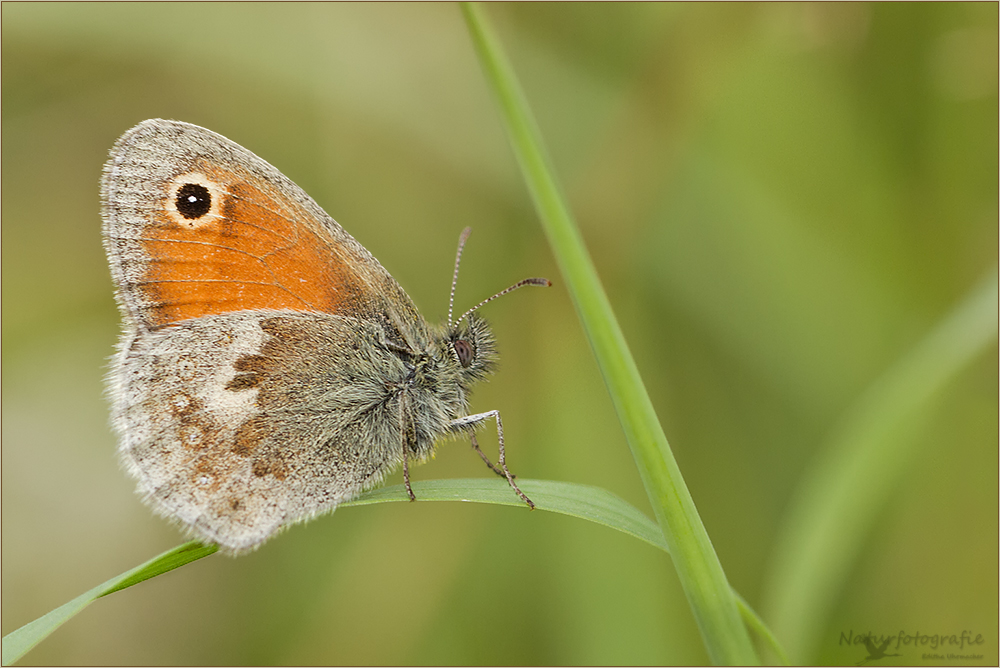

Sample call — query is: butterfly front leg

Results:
[449,410,534,509]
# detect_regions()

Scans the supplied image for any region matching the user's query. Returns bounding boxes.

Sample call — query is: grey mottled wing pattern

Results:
[111,311,410,552]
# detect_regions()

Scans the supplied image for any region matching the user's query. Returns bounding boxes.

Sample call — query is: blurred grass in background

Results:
[2,3,996,665]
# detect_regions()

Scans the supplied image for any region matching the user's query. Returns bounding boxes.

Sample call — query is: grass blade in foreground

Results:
[3,479,659,666]
[460,3,757,664]
[762,266,999,662]
[4,478,787,665]
[348,478,670,551]
[0,481,658,665]
[1,541,218,666]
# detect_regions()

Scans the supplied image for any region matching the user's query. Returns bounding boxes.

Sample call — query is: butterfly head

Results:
[444,311,496,387]
[441,227,550,388]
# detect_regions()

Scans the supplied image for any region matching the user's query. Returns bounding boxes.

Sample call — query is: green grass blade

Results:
[4,478,786,664]
[733,593,791,666]
[762,266,999,662]
[347,478,670,552]
[460,3,757,664]
[1,541,218,666]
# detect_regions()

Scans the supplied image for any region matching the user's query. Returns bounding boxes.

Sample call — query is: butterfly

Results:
[101,119,548,553]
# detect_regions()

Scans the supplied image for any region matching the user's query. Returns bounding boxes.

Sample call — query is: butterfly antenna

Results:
[455,277,551,326]
[448,227,473,327]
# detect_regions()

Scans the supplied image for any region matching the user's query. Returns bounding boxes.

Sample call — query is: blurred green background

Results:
[2,3,996,665]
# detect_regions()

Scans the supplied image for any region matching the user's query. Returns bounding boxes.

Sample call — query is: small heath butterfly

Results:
[101,119,549,554]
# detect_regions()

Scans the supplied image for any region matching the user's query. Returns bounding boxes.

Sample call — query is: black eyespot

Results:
[175,183,212,219]
[453,339,474,368]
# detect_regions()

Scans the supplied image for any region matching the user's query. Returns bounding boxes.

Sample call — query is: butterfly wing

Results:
[102,120,433,551]
[101,119,423,348]
[112,310,410,552]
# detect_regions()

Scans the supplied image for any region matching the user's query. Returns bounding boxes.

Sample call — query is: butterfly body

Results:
[102,120,537,553]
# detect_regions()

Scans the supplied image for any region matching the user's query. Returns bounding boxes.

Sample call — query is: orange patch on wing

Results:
[138,168,364,328]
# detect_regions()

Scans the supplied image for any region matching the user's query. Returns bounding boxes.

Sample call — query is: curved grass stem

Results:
[460,3,759,664]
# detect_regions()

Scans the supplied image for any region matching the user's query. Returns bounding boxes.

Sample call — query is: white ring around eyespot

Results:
[166,172,228,229]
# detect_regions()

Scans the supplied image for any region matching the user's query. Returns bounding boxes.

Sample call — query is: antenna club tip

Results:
[529,277,552,287]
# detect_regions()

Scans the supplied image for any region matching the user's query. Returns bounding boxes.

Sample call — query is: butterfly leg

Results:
[399,393,416,502]
[450,410,534,509]
[402,447,415,502]
[470,432,507,478]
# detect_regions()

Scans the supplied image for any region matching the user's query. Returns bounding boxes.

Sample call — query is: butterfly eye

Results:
[453,339,474,368]
[175,183,212,220]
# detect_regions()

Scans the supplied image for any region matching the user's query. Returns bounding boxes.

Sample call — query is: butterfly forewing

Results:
[101,119,421,334]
